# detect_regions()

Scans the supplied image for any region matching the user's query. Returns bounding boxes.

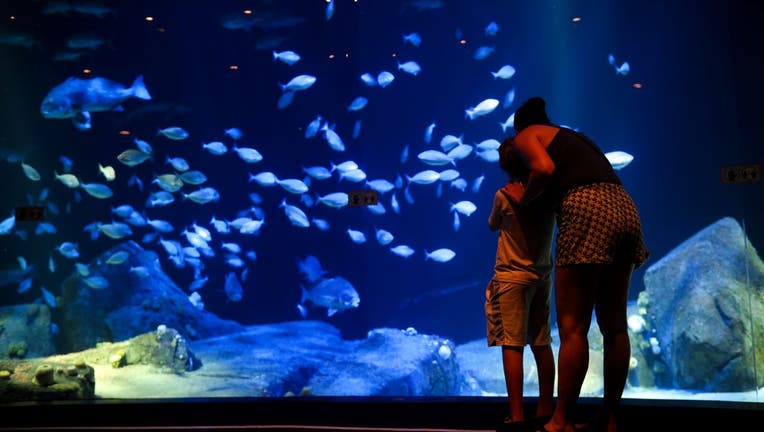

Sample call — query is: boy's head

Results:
[499,137,529,182]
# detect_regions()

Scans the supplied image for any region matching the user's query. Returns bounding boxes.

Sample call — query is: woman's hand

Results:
[500,181,525,204]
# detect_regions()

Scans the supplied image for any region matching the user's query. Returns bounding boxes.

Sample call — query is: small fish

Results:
[499,113,515,133]
[605,151,634,170]
[312,218,330,231]
[305,115,323,138]
[21,162,41,181]
[179,170,208,185]
[100,222,133,239]
[303,165,332,180]
[375,228,394,245]
[158,126,189,140]
[347,96,368,111]
[277,91,295,109]
[407,169,440,185]
[56,242,79,259]
[321,123,345,152]
[83,275,109,289]
[418,150,454,166]
[224,271,243,302]
[339,168,366,183]
[397,60,421,76]
[105,251,130,265]
[224,127,243,140]
[377,71,395,88]
[425,248,456,263]
[390,244,415,258]
[147,218,174,233]
[318,192,349,208]
[346,228,367,244]
[165,156,189,172]
[232,146,264,163]
[182,187,220,204]
[202,141,228,155]
[278,178,309,194]
[98,163,116,181]
[80,182,113,199]
[360,73,377,87]
[491,65,516,80]
[485,21,499,36]
[608,54,630,75]
[447,144,473,161]
[465,98,499,120]
[440,134,463,152]
[248,171,279,186]
[402,32,422,47]
[55,171,80,188]
[450,200,477,216]
[117,149,151,167]
[424,121,436,143]
[272,50,301,65]
[473,46,495,60]
[297,255,328,284]
[280,74,317,92]
[279,199,310,227]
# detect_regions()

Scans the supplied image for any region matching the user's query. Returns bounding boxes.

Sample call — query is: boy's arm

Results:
[487,190,502,231]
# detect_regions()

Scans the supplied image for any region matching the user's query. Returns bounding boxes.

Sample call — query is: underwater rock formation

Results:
[307,327,460,396]
[0,304,55,359]
[0,358,95,402]
[57,241,244,352]
[643,216,764,392]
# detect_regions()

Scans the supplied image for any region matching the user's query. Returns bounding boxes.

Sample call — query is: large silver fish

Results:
[297,276,360,317]
[40,75,151,130]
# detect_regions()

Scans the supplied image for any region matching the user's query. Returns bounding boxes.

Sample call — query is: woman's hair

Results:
[499,137,529,182]
[513,96,551,132]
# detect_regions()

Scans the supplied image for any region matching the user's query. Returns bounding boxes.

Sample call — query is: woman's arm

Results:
[512,126,555,205]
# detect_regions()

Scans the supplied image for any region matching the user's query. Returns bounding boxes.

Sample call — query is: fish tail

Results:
[131,75,152,100]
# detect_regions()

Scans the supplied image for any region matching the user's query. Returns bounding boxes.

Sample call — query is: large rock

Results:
[643,217,764,391]
[307,327,460,396]
[58,241,244,352]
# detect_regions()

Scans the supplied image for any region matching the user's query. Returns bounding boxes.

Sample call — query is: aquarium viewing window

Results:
[0,0,762,407]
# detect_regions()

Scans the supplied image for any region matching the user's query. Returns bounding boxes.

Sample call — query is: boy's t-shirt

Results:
[488,187,555,286]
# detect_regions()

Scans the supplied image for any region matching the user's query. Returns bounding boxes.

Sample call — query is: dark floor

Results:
[1,397,762,431]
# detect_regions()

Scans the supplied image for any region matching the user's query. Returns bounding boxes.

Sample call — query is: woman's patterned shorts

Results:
[555,183,650,268]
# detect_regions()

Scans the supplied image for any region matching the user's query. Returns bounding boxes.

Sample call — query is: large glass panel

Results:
[1,0,761,405]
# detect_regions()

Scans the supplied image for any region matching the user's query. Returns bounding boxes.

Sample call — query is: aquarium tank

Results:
[0,0,762,405]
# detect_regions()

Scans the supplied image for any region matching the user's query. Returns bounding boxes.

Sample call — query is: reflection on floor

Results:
[0,397,762,431]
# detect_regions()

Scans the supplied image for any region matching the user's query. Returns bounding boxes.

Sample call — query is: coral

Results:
[7,341,27,359]
[109,349,127,368]
[33,364,55,386]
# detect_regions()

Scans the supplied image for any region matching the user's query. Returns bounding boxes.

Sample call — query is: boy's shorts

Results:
[485,278,552,347]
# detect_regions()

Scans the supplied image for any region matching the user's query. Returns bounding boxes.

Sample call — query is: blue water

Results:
[1,0,762,349]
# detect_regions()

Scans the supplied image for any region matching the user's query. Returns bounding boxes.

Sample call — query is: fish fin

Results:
[73,112,92,130]
[131,75,152,100]
[327,308,337,317]
[113,105,124,112]
[297,303,307,318]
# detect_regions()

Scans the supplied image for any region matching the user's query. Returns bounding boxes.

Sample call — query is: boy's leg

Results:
[502,346,526,422]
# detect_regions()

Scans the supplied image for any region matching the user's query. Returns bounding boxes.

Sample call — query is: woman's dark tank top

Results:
[544,127,621,203]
